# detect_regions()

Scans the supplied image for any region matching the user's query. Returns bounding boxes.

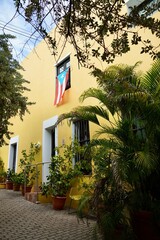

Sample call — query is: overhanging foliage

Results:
[0,34,34,146]
[13,0,160,67]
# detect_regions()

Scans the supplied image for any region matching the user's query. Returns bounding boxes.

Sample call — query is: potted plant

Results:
[0,158,7,188]
[0,171,7,188]
[11,172,24,191]
[129,178,160,240]
[41,143,82,210]
[41,157,74,210]
[55,61,160,239]
[19,142,40,195]
[6,168,14,190]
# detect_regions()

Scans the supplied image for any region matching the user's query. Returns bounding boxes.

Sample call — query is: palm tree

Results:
[56,60,160,239]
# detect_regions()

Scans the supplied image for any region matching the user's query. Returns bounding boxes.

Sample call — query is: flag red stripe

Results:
[54,68,70,105]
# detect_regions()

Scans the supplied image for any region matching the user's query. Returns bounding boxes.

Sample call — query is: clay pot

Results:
[13,183,21,191]
[6,180,13,190]
[132,210,160,240]
[21,185,32,196]
[52,196,66,210]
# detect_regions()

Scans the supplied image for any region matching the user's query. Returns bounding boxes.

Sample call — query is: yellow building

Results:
[0,0,159,190]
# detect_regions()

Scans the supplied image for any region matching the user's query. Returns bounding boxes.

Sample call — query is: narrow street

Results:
[0,189,99,240]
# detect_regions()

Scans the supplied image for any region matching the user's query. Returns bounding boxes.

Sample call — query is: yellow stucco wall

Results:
[0,7,159,181]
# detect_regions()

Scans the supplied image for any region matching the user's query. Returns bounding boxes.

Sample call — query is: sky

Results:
[0,0,41,61]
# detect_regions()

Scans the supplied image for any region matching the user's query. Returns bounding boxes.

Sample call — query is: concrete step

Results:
[25,192,52,204]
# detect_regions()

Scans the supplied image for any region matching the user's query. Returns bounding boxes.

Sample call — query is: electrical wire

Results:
[0,19,40,40]
[0,19,32,35]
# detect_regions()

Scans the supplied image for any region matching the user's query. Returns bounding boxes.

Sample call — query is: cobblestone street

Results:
[0,189,99,240]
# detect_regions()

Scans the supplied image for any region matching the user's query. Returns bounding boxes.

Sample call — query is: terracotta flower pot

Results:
[52,196,66,210]
[21,185,32,196]
[13,183,21,191]
[132,210,160,240]
[6,180,13,190]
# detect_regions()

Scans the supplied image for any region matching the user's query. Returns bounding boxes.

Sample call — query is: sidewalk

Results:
[0,189,100,240]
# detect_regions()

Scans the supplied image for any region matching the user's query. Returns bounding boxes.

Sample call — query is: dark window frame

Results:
[51,129,56,157]
[12,143,17,172]
[74,120,90,147]
[56,57,71,90]
[136,0,160,15]
[73,119,91,175]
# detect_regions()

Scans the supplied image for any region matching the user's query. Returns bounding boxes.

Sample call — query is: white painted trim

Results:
[8,136,19,172]
[125,0,160,15]
[54,53,71,67]
[125,0,144,8]
[42,116,58,182]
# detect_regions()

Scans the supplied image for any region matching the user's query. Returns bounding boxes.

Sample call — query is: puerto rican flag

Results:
[54,67,70,105]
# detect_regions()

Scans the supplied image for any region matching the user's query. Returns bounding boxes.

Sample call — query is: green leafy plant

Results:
[19,142,40,186]
[11,172,24,185]
[55,60,160,239]
[14,1,160,66]
[0,157,7,183]
[0,34,34,146]
[6,168,15,181]
[44,157,74,197]
[41,142,87,197]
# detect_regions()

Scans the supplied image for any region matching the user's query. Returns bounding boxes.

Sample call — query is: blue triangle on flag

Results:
[57,68,68,85]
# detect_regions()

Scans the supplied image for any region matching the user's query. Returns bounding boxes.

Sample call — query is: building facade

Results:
[0,0,159,185]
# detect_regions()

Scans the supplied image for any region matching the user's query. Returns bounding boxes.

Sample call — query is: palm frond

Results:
[136,149,159,173]
[55,109,100,126]
[79,88,116,115]
[142,101,160,132]
[77,105,110,121]
[94,124,117,138]
[141,59,160,95]
[79,88,106,103]
[95,62,141,90]
[89,138,119,152]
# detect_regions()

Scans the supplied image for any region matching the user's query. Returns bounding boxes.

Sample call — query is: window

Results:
[57,57,71,90]
[73,120,91,174]
[12,144,17,172]
[54,56,71,105]
[51,129,56,157]
[42,116,58,182]
[132,118,146,143]
[8,136,19,172]
[125,0,144,9]
[125,0,160,14]
[137,0,160,15]
[74,120,90,147]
